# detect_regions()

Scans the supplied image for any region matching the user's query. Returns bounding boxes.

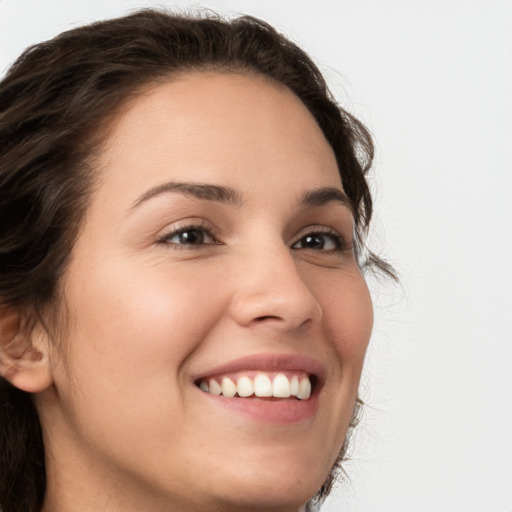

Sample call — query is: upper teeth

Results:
[198,372,312,400]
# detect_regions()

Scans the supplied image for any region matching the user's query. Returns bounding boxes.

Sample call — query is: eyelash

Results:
[156,221,220,249]
[291,227,347,253]
[156,222,348,253]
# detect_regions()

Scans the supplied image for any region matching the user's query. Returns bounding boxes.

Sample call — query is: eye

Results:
[292,230,344,252]
[157,224,218,248]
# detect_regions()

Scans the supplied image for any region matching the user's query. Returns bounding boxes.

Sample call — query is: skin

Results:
[32,72,373,512]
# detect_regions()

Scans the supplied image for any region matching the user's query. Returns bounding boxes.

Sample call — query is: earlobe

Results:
[0,304,54,393]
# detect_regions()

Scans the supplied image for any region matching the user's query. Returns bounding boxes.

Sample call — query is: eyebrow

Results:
[129,181,353,214]
[299,187,354,213]
[130,182,245,210]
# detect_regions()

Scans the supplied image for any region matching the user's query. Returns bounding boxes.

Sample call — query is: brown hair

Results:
[0,9,392,512]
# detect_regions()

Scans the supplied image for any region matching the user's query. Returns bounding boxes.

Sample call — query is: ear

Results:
[0,304,53,393]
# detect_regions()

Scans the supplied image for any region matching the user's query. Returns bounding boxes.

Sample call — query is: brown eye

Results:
[173,229,206,245]
[159,227,217,247]
[292,232,343,251]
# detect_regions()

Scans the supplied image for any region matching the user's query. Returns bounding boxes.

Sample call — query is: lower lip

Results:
[197,387,320,424]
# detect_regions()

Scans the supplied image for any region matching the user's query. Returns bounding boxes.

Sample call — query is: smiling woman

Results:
[0,8,392,512]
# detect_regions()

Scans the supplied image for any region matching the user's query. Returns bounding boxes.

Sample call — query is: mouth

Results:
[192,354,323,423]
[195,371,316,400]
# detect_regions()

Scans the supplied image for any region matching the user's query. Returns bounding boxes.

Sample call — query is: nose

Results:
[228,243,323,331]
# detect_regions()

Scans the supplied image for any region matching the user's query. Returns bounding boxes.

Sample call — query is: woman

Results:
[0,9,392,512]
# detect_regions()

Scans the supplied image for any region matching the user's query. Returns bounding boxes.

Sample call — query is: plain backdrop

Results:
[1,1,511,511]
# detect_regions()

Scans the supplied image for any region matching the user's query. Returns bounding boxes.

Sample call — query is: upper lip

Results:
[192,353,325,383]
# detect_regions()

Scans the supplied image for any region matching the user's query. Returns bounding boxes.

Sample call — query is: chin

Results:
[213,485,314,512]
[204,456,330,512]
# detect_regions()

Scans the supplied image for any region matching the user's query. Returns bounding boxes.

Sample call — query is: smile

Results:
[197,371,313,400]
[192,353,324,422]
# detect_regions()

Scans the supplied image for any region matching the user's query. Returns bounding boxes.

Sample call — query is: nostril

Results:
[254,315,280,322]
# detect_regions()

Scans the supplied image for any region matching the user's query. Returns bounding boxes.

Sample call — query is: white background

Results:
[1,1,511,511]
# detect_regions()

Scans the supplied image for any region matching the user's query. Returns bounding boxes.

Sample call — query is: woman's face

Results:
[41,72,373,511]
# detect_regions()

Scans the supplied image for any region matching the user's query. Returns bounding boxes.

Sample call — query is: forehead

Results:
[95,71,342,206]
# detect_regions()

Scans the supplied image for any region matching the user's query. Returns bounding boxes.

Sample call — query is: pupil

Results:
[179,230,203,244]
[304,234,324,249]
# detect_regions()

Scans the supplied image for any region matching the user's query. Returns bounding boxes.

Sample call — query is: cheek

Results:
[51,258,232,462]
[320,272,373,364]
[60,257,229,389]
